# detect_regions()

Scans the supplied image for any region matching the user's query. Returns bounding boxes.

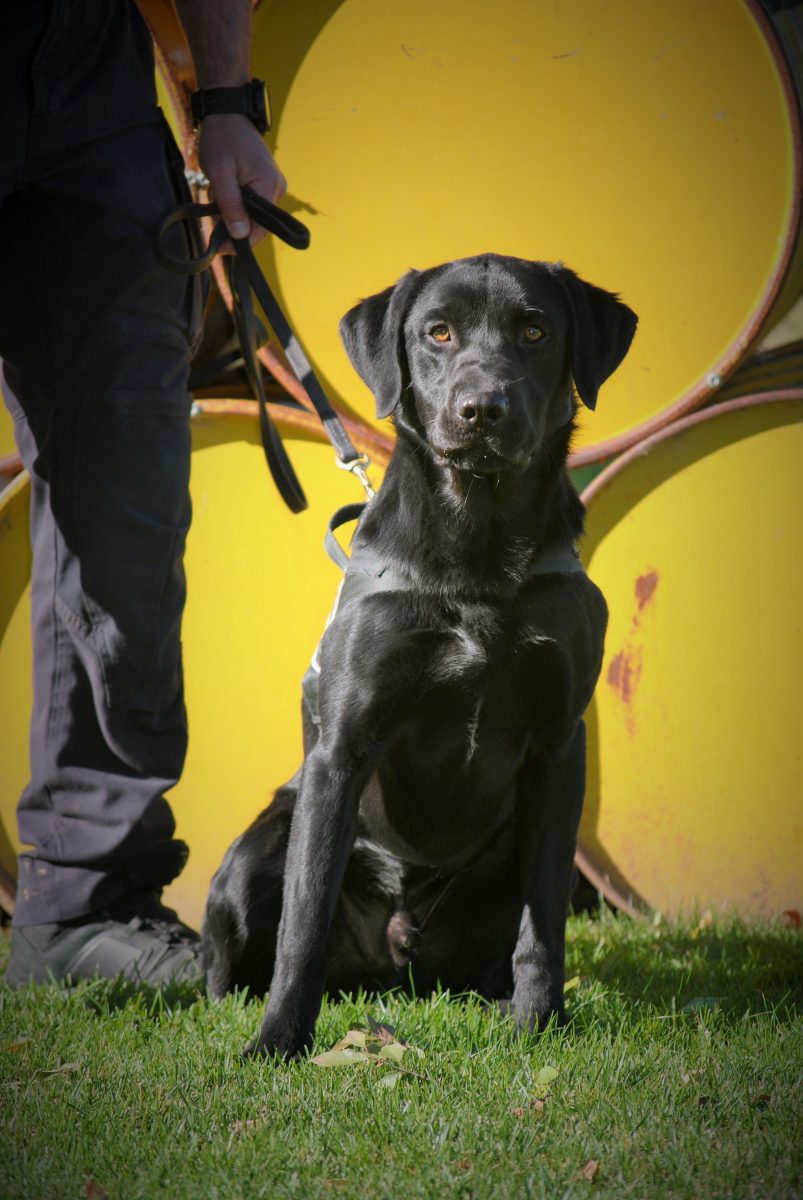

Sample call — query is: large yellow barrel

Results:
[251,0,801,464]
[577,392,803,919]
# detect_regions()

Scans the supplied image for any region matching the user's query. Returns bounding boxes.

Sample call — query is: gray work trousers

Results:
[1,0,205,924]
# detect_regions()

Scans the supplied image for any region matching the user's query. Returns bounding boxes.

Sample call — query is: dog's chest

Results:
[428,597,556,722]
[358,598,562,866]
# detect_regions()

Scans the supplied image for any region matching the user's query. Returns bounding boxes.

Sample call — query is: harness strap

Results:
[325,503,586,579]
[526,543,585,575]
[325,502,368,570]
[157,187,369,513]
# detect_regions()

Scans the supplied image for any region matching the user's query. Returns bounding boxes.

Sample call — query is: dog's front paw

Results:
[241,1019,312,1062]
[508,989,566,1034]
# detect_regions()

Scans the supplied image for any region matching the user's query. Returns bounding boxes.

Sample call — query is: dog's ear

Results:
[339,271,421,419]
[552,266,638,411]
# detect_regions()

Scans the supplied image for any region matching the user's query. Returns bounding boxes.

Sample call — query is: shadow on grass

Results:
[5,913,799,1045]
[76,973,208,1019]
[566,916,803,1027]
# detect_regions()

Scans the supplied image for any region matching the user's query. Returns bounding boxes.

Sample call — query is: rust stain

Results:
[606,647,642,706]
[601,569,658,736]
[606,646,643,736]
[607,652,624,693]
[635,569,659,612]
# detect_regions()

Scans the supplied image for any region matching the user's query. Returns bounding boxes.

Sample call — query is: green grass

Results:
[0,909,801,1200]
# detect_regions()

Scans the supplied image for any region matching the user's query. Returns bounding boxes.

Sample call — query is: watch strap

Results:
[190,79,270,134]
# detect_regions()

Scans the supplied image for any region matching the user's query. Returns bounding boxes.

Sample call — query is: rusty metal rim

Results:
[0,467,28,505]
[580,387,803,509]
[574,386,803,918]
[0,453,22,480]
[0,865,15,919]
[193,397,394,465]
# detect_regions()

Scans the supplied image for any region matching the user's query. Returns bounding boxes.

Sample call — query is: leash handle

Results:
[155,190,309,272]
[240,186,310,250]
[156,201,224,273]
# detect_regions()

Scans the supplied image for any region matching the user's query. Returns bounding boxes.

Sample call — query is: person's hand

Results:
[197,114,287,248]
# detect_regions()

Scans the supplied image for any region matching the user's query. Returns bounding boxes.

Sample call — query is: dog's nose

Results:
[457,391,509,428]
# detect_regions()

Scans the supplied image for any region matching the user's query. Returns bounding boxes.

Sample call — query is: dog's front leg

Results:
[247,745,363,1059]
[510,720,586,1031]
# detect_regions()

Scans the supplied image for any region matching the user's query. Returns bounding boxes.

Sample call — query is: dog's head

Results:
[340,255,637,475]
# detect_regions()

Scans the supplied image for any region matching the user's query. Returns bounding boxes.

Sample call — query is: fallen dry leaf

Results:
[512,1107,526,1118]
[86,1181,109,1200]
[366,1014,406,1045]
[229,1112,269,1136]
[316,1025,405,1061]
[311,1023,426,1082]
[580,1159,599,1182]
[42,1062,81,1077]
[3,1039,31,1054]
[310,1046,369,1068]
[780,910,801,929]
[333,1030,367,1050]
[378,1042,405,1064]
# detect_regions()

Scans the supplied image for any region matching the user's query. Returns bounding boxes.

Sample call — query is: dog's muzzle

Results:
[453,388,510,431]
[437,386,535,472]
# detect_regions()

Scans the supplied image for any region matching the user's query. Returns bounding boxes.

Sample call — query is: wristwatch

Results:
[190,78,271,135]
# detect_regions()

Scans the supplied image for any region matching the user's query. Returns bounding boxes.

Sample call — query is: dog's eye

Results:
[429,324,451,343]
[522,324,544,343]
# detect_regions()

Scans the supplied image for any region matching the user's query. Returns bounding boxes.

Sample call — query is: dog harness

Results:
[302,500,587,727]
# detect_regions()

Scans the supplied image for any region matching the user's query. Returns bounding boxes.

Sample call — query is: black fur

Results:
[202,254,637,1058]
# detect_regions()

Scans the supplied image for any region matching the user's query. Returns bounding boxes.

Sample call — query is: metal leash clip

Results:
[335,453,375,500]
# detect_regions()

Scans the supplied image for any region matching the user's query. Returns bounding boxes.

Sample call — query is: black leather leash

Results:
[157,185,374,513]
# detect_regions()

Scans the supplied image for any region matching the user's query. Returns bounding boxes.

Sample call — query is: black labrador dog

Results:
[202,254,637,1058]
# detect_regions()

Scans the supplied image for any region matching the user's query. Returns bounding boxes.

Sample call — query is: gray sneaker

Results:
[4,893,202,989]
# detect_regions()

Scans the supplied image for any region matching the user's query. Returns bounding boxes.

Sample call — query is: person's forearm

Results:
[173,0,252,88]
[171,0,286,234]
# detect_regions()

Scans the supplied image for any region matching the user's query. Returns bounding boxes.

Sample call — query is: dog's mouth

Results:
[435,445,531,475]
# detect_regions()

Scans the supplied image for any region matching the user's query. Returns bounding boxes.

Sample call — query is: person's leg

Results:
[1,8,206,982]
[3,327,192,927]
